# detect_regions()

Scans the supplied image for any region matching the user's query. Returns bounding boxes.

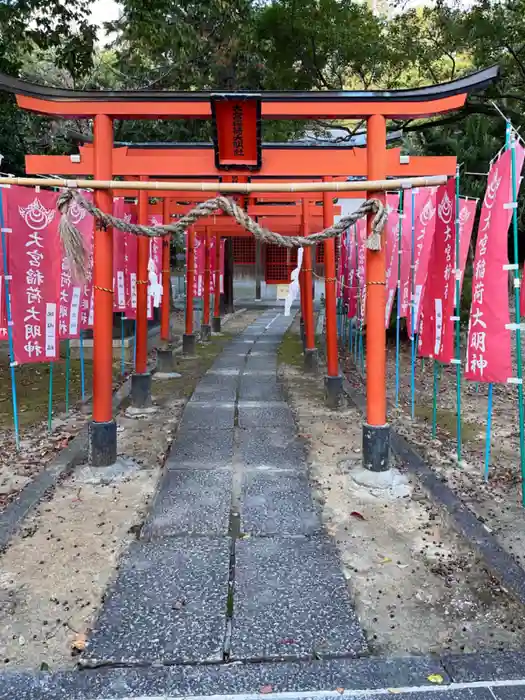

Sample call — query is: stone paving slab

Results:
[239,378,284,401]
[167,428,234,469]
[443,652,525,683]
[238,426,306,470]
[179,402,235,430]
[82,537,230,666]
[242,469,321,535]
[245,358,278,372]
[492,688,523,699]
[232,535,368,660]
[142,468,232,538]
[238,400,295,429]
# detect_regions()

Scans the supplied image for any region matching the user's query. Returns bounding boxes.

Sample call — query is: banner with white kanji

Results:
[7,188,60,363]
[465,145,525,382]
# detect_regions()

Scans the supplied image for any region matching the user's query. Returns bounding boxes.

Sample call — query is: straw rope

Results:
[57,189,386,280]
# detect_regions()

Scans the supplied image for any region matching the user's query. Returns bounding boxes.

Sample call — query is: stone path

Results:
[1,310,524,697]
[82,309,367,667]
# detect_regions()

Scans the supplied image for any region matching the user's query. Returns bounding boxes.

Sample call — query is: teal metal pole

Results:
[454,165,462,462]
[508,121,525,505]
[395,191,404,406]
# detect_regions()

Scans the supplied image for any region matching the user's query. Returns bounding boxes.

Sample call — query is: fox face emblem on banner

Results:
[18,198,55,230]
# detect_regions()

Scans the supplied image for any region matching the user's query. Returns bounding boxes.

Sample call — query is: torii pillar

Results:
[89,114,116,466]
[362,115,388,472]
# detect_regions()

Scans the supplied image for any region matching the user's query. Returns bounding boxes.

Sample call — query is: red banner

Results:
[209,235,225,296]
[417,180,456,361]
[124,205,138,320]
[407,188,438,336]
[113,199,127,313]
[73,193,95,332]
[0,194,7,340]
[356,220,367,323]
[466,146,525,382]
[457,197,477,300]
[7,188,60,364]
[384,194,400,328]
[57,192,93,338]
[399,190,413,318]
[346,230,357,318]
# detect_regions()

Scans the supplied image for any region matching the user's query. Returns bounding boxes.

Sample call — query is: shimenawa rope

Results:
[57,189,386,280]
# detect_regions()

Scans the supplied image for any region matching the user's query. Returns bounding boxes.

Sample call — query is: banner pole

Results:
[120,312,125,376]
[508,120,525,504]
[79,330,85,401]
[65,339,70,413]
[410,189,416,419]
[431,360,439,437]
[454,165,462,462]
[0,191,20,448]
[395,192,404,407]
[47,362,54,432]
[484,382,494,481]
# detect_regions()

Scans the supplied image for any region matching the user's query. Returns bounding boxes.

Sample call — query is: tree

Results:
[0,0,95,173]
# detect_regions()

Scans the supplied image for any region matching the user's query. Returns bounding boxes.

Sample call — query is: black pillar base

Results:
[324,375,343,409]
[304,348,318,372]
[200,323,211,342]
[300,319,306,351]
[219,293,226,316]
[156,347,175,374]
[212,316,221,333]
[131,372,152,408]
[363,423,390,472]
[89,420,117,467]
[183,333,196,356]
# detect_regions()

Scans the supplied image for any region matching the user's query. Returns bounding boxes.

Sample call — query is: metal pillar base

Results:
[300,319,306,351]
[324,375,343,409]
[183,333,196,356]
[363,423,390,472]
[212,316,221,333]
[156,348,175,374]
[200,323,211,342]
[88,420,117,467]
[131,372,152,408]
[304,348,318,372]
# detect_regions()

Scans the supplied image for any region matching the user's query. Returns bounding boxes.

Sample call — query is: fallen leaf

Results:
[39,662,50,672]
[427,674,444,684]
[350,511,365,521]
[172,598,186,611]
[71,633,86,653]
[379,557,392,564]
[387,690,402,695]
[335,688,345,694]
[260,685,273,694]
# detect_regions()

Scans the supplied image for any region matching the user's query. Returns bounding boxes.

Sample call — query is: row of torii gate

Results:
[0,66,498,473]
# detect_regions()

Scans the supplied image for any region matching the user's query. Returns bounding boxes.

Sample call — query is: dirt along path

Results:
[0,310,258,670]
[280,321,525,656]
[341,336,525,595]
[0,312,189,511]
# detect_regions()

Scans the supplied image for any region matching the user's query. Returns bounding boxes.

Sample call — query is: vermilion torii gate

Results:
[0,66,498,473]
[25,142,456,401]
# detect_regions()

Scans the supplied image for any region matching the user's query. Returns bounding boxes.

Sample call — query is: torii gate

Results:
[25,143,457,384]
[0,65,499,476]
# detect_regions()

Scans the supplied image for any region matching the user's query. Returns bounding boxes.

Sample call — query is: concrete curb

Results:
[1,649,525,698]
[0,311,242,552]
